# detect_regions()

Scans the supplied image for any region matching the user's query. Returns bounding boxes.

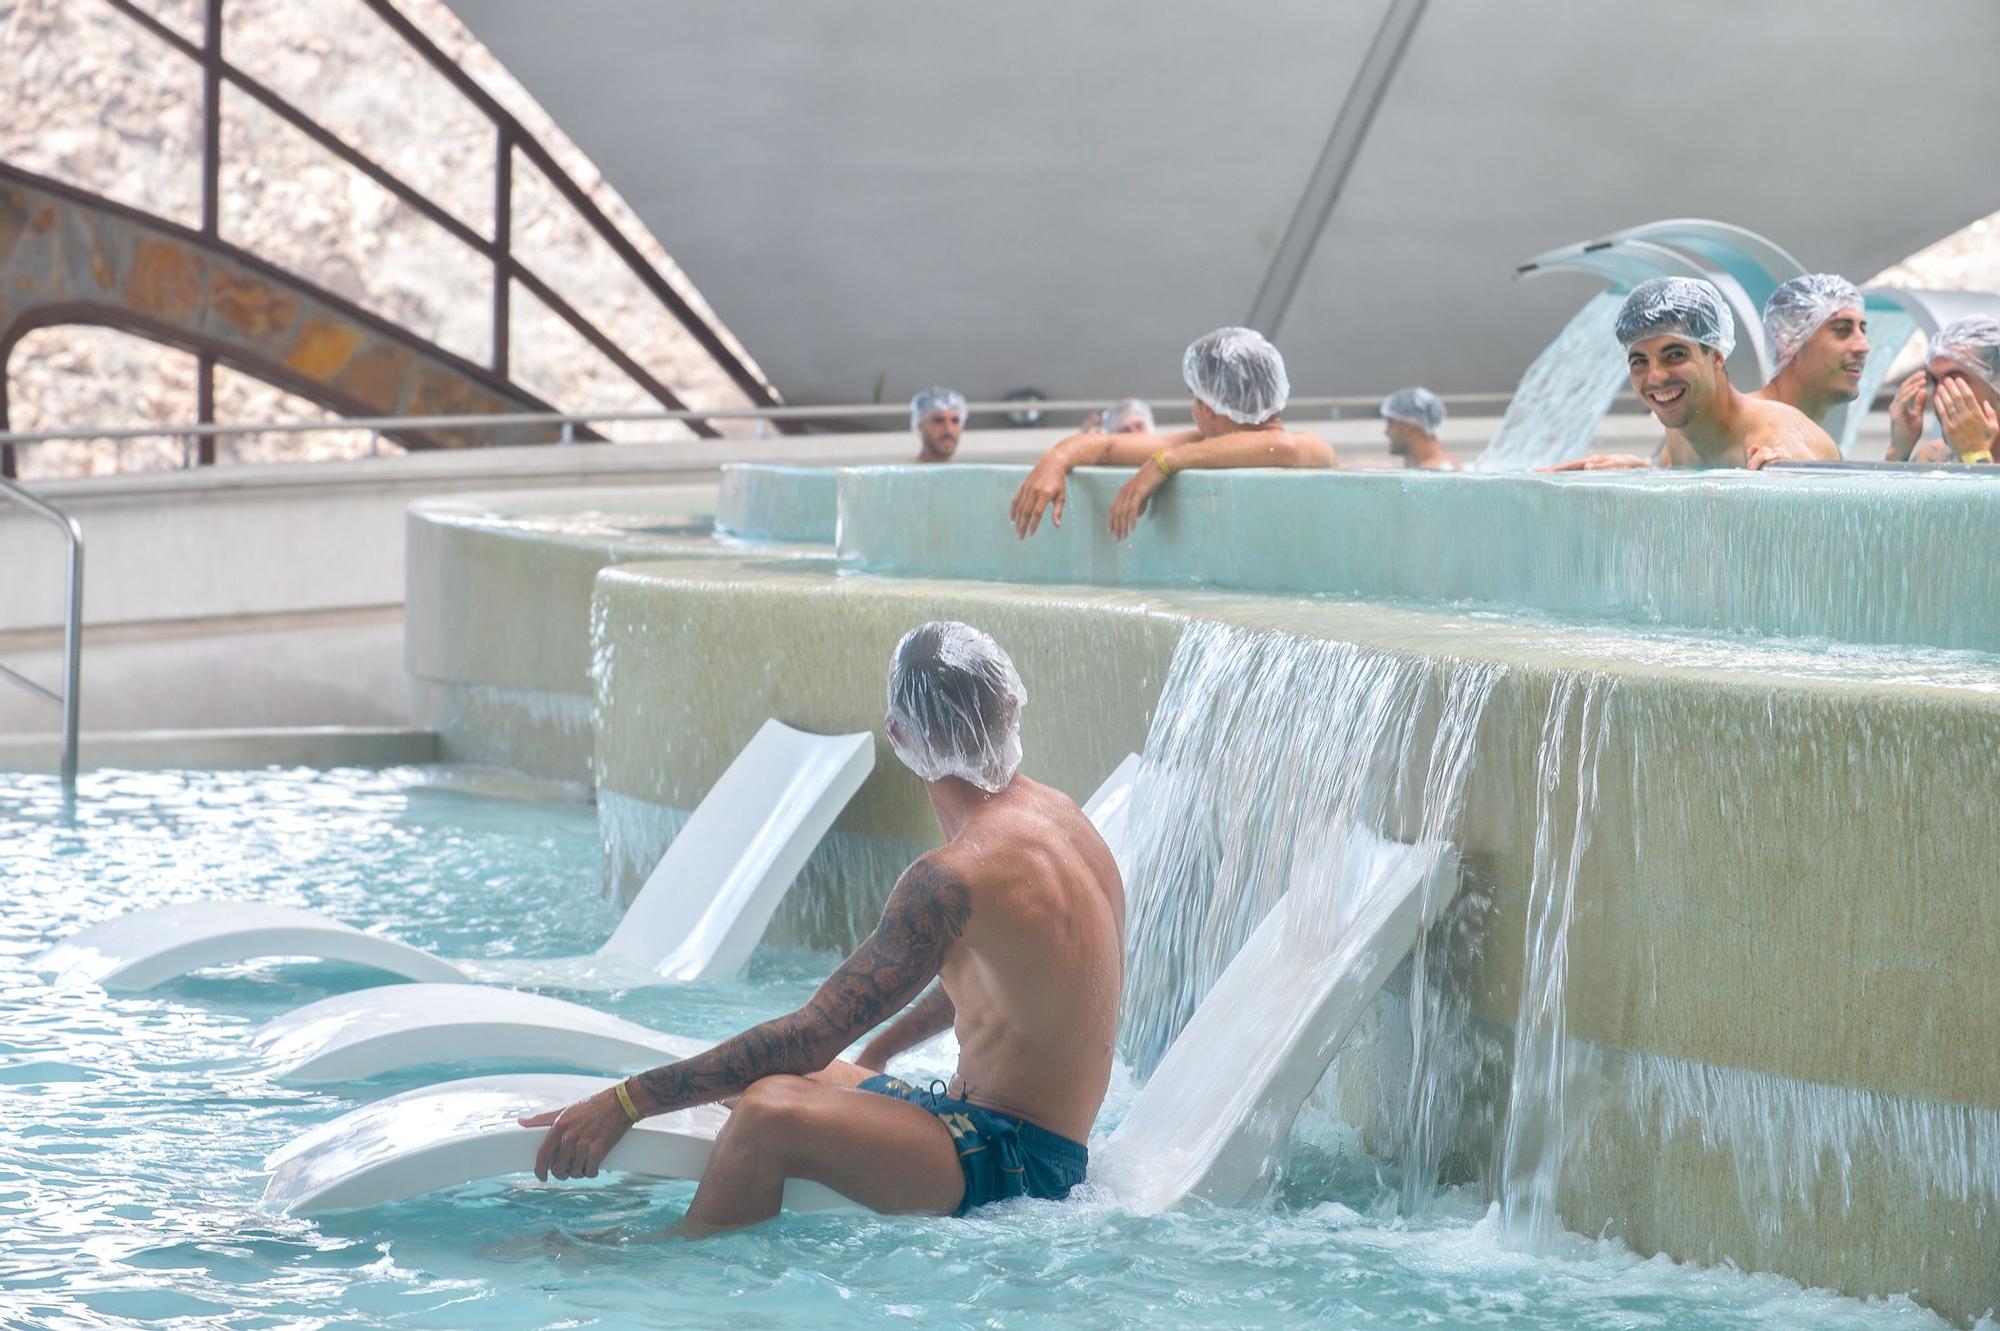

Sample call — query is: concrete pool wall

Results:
[405,462,2000,1322]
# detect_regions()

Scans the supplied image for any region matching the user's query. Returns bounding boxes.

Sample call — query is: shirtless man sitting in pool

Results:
[523,621,1125,1230]
[1551,277,1837,472]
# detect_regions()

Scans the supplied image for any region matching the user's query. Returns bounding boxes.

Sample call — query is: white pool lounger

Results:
[1090,827,1457,1214]
[253,755,1145,1084]
[38,720,873,992]
[262,1073,850,1215]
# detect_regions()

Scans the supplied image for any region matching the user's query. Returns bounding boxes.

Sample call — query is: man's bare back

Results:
[923,776,1124,1141]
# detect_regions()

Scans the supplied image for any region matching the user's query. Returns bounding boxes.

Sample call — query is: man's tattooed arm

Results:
[628,857,971,1116]
[856,982,957,1069]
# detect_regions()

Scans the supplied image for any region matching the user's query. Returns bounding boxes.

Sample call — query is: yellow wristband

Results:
[614,1079,642,1122]
[1150,449,1175,478]
[1959,450,1993,465]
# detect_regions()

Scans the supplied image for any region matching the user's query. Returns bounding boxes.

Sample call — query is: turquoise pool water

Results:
[0,768,1960,1330]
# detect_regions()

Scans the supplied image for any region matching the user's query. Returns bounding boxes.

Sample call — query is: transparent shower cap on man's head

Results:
[1763,274,1864,369]
[1101,398,1156,433]
[909,386,969,431]
[1614,277,1737,358]
[886,621,1027,793]
[1182,327,1290,425]
[1929,316,2000,391]
[1378,386,1446,434]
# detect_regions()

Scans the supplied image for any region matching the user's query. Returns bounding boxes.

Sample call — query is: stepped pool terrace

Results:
[400,460,2000,1322]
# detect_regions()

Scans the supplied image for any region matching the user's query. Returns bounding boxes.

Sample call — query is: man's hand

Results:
[854,1039,892,1073]
[1011,449,1074,538]
[1935,376,1998,460]
[1542,454,1652,472]
[1888,370,1930,461]
[1108,461,1167,541]
[519,1085,635,1181]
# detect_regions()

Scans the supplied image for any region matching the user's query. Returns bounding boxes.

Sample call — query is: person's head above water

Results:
[1615,277,1737,431]
[1182,327,1289,433]
[1100,398,1155,434]
[1761,274,1869,415]
[1379,386,1446,456]
[885,621,1027,792]
[1929,316,2000,395]
[910,386,967,461]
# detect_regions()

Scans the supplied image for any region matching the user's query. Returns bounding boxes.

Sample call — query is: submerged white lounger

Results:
[1090,827,1455,1214]
[253,755,1146,1083]
[264,813,1450,1220]
[39,720,873,992]
[262,1073,850,1215]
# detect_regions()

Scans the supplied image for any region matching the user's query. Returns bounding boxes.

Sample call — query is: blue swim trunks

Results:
[857,1075,1089,1216]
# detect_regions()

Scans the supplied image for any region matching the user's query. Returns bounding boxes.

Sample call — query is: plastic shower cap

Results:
[886,621,1027,793]
[1182,327,1290,425]
[1101,398,1156,433]
[1763,274,1864,368]
[1614,277,1736,358]
[1929,316,2000,391]
[909,386,968,431]
[1379,386,1446,435]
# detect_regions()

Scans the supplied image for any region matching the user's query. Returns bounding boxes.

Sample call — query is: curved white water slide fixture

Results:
[253,754,1146,1084]
[37,719,874,992]
[265,797,1454,1219]
[1089,824,1456,1215]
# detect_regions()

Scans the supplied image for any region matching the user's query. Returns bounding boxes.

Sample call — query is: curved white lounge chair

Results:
[262,1073,851,1215]
[264,817,1454,1220]
[38,720,873,992]
[253,754,1145,1083]
[1090,826,1456,1214]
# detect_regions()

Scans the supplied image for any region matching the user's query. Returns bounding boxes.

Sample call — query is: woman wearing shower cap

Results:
[1889,317,1999,465]
[1010,327,1338,542]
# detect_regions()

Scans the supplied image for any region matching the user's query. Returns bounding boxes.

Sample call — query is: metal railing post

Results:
[0,477,85,791]
[59,515,83,790]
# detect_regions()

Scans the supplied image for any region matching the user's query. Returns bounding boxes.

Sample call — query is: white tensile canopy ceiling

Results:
[448,0,2000,408]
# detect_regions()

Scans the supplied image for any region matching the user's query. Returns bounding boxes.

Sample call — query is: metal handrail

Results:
[0,478,84,789]
[0,392,1522,455]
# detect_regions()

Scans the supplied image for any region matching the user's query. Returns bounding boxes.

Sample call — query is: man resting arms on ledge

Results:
[1010,326,1337,541]
[1551,277,1837,472]
[523,621,1125,1231]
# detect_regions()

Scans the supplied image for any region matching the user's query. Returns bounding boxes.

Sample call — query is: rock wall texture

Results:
[0,0,764,476]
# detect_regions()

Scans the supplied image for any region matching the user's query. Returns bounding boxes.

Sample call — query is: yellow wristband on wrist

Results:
[1150,449,1175,478]
[614,1079,642,1122]
[1959,450,1993,465]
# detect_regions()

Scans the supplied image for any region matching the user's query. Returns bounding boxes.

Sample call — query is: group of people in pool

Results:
[903,275,2000,540]
[520,280,2000,1233]
[527,622,1120,1230]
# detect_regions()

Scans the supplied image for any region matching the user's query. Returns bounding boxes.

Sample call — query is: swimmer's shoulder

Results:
[1748,397,1838,460]
[1288,429,1340,468]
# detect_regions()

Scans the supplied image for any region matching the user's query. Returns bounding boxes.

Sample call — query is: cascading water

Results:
[1496,672,1618,1243]
[1116,620,1501,1196]
[1475,291,1631,471]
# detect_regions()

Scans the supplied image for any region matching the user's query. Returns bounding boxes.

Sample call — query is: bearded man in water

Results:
[524,622,1125,1230]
